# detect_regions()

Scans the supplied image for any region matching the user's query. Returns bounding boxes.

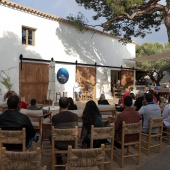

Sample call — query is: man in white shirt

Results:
[162,96,170,126]
[166,80,170,88]
[74,79,81,101]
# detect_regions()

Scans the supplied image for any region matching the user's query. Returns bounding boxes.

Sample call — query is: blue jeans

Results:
[26,139,32,150]
[75,92,80,101]
[26,136,39,149]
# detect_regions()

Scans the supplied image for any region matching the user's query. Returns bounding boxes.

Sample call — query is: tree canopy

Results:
[136,42,170,85]
[68,0,170,43]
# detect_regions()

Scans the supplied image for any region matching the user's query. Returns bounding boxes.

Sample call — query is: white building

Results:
[0,0,135,102]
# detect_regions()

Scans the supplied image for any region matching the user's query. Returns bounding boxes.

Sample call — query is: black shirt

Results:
[0,110,35,149]
[98,100,110,105]
[134,96,144,111]
[68,104,78,110]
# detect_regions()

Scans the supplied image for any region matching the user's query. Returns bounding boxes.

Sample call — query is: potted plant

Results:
[1,76,13,91]
[0,68,17,101]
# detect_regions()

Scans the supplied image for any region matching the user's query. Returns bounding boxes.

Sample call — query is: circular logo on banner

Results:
[57,68,69,84]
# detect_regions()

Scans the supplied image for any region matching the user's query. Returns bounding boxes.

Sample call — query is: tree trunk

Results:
[164,5,170,42]
[148,72,165,86]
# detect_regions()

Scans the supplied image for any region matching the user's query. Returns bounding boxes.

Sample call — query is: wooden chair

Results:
[0,147,47,170]
[51,126,78,170]
[114,121,142,168]
[63,92,67,97]
[85,91,93,101]
[90,125,115,170]
[0,128,26,157]
[26,111,51,133]
[81,92,86,101]
[56,92,61,104]
[44,99,51,105]
[162,125,170,145]
[41,122,52,154]
[67,144,105,170]
[113,88,122,98]
[103,115,117,127]
[142,117,163,156]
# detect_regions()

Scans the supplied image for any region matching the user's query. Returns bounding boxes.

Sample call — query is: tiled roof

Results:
[0,0,134,43]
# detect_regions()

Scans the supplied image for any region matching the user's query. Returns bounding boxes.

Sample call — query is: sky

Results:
[11,0,168,45]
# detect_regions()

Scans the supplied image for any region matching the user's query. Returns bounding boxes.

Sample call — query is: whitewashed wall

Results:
[0,3,136,101]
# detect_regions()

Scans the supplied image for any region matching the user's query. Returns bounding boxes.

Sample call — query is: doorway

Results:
[111,70,121,92]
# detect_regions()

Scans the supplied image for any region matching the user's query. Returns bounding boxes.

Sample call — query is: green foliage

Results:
[0,68,15,91]
[1,76,13,91]
[136,42,170,85]
[66,12,88,33]
[106,0,143,14]
[73,0,166,42]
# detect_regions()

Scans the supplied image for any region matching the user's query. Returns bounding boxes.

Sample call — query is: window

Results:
[22,26,36,45]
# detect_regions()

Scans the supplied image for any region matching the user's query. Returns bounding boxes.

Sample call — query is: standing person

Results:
[0,95,36,150]
[115,80,121,89]
[68,97,78,110]
[98,94,110,105]
[51,97,78,163]
[148,89,158,104]
[139,93,161,133]
[114,96,140,148]
[166,80,170,88]
[74,79,82,101]
[145,78,150,87]
[82,100,108,148]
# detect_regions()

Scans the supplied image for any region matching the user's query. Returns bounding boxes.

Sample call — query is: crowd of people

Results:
[0,83,170,165]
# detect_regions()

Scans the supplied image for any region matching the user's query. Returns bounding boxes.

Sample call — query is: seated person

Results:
[114,96,140,148]
[114,80,121,89]
[0,92,13,108]
[115,88,130,112]
[130,93,136,105]
[18,95,29,109]
[26,98,47,115]
[139,93,161,133]
[162,95,170,127]
[154,82,161,90]
[0,95,36,150]
[121,88,130,105]
[133,90,144,111]
[51,97,78,163]
[98,94,110,105]
[82,100,108,148]
[68,97,78,110]
[144,86,149,94]
[129,87,136,96]
[148,89,158,104]
[115,96,125,112]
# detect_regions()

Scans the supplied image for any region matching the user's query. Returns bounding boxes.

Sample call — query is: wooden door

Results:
[121,70,134,89]
[76,66,96,99]
[19,62,49,103]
